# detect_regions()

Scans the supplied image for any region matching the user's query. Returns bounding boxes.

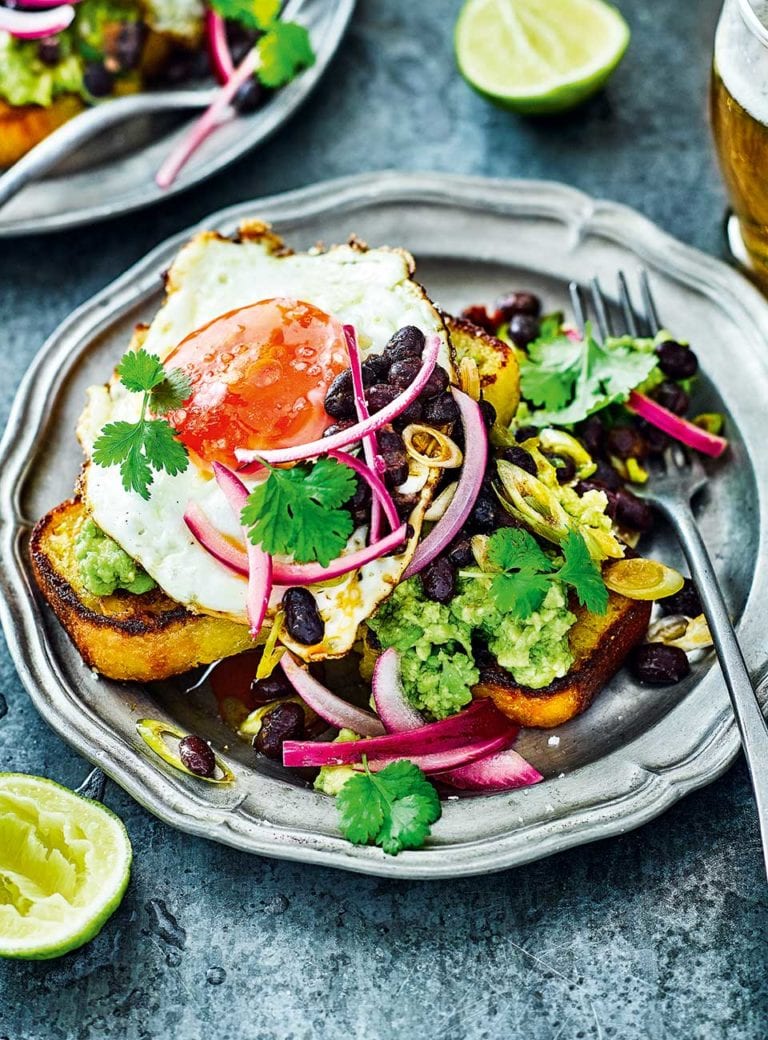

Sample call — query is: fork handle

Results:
[661,501,768,879]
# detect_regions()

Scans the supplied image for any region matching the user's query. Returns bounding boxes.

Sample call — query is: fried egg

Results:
[77,224,452,660]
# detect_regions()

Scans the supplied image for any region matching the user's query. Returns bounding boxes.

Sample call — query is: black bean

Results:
[283,588,325,645]
[381,450,409,489]
[466,490,499,534]
[552,456,577,483]
[614,488,654,532]
[479,399,497,429]
[233,77,265,113]
[324,391,356,420]
[606,425,648,460]
[420,365,450,400]
[580,415,606,458]
[384,326,425,364]
[636,419,669,455]
[500,445,537,476]
[460,305,496,334]
[654,380,690,416]
[423,393,459,425]
[178,735,216,778]
[657,340,699,380]
[348,475,372,526]
[395,397,424,425]
[493,291,541,322]
[388,357,422,388]
[447,538,474,568]
[361,354,390,386]
[659,578,703,618]
[592,459,623,491]
[366,384,400,413]
[250,672,293,704]
[393,491,419,519]
[515,424,539,443]
[323,420,354,438]
[506,314,540,349]
[112,21,146,70]
[377,425,405,455]
[37,35,60,66]
[254,702,305,760]
[84,62,114,97]
[630,644,690,685]
[420,558,457,604]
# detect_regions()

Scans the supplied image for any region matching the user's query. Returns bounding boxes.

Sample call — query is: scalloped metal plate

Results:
[2,172,768,879]
[0,0,355,237]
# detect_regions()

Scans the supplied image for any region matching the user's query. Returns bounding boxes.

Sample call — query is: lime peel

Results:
[455,0,630,114]
[0,773,132,961]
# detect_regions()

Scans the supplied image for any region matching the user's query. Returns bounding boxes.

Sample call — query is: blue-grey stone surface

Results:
[1,1,765,1038]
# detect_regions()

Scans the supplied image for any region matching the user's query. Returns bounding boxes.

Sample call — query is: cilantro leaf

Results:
[519,323,658,427]
[92,350,190,500]
[149,369,192,416]
[556,530,609,615]
[257,21,315,88]
[116,348,166,394]
[241,457,356,566]
[336,760,441,856]
[487,528,554,575]
[490,571,551,619]
[209,0,280,30]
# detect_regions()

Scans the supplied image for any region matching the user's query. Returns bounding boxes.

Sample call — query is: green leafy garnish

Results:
[92,349,191,500]
[209,0,315,88]
[519,322,657,427]
[485,527,608,619]
[240,456,357,566]
[556,530,609,614]
[336,759,441,856]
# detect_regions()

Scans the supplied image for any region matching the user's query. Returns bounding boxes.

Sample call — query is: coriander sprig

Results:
[485,527,608,618]
[240,456,357,567]
[209,0,315,88]
[92,348,191,501]
[336,759,441,856]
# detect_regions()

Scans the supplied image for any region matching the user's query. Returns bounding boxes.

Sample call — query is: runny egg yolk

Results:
[165,297,349,467]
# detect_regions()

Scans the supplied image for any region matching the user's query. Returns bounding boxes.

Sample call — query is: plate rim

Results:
[2,170,768,879]
[0,0,356,238]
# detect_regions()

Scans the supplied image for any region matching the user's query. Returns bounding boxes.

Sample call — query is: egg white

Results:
[78,229,451,659]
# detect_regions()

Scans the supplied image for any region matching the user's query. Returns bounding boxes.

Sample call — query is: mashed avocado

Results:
[75,518,156,597]
[0,36,83,108]
[368,575,576,719]
[314,729,360,796]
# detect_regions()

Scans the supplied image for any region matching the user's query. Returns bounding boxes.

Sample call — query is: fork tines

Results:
[569,271,662,341]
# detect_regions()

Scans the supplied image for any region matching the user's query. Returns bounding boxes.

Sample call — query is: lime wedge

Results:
[0,773,132,960]
[455,0,630,114]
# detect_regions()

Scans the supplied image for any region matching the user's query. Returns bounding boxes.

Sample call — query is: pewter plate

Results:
[0,0,355,237]
[2,172,768,880]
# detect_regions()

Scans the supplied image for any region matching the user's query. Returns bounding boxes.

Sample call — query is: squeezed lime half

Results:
[455,0,630,114]
[0,773,132,960]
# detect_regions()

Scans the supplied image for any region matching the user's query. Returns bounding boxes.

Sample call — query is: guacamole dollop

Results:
[0,36,83,108]
[75,518,156,597]
[368,576,576,720]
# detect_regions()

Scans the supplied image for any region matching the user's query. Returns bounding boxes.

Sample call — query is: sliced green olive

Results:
[537,428,597,480]
[604,558,685,601]
[136,719,235,784]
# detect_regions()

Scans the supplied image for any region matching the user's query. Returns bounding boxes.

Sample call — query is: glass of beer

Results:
[711,0,768,291]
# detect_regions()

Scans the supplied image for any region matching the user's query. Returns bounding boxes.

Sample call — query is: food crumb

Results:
[558,772,566,779]
[547,735,561,747]
[545,804,554,813]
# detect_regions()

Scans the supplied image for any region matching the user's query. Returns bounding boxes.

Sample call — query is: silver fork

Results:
[573,272,768,880]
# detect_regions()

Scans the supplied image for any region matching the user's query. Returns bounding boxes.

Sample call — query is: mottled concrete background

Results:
[1,1,767,1037]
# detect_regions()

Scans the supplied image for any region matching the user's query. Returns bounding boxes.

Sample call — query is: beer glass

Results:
[711,0,768,290]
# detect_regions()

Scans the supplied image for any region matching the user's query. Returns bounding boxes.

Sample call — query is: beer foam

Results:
[716,0,768,123]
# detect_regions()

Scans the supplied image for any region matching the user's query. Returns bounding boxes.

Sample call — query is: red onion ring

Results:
[628,390,727,458]
[213,462,272,638]
[326,449,399,532]
[343,324,383,543]
[205,8,235,85]
[0,3,74,37]
[280,651,385,736]
[402,388,487,578]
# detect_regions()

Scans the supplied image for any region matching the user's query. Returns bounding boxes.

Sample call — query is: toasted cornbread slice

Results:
[30,498,253,683]
[474,592,652,728]
[444,314,520,426]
